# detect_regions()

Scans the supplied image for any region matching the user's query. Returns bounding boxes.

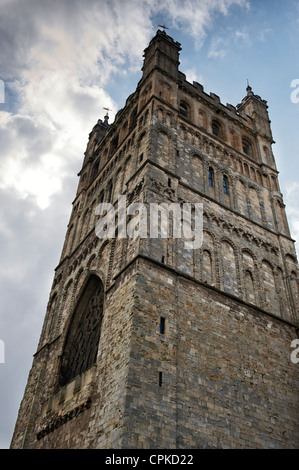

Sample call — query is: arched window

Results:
[59,275,104,386]
[242,138,252,157]
[129,106,138,130]
[223,175,229,194]
[109,134,119,156]
[179,101,189,118]
[106,180,113,202]
[209,167,214,187]
[91,159,99,181]
[211,120,220,137]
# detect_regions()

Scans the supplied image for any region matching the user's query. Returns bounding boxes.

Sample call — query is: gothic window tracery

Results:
[59,275,104,387]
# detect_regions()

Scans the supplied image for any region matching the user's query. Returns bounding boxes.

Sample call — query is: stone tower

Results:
[11,30,299,449]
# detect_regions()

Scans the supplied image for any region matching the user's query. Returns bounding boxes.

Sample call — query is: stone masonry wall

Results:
[122,258,299,449]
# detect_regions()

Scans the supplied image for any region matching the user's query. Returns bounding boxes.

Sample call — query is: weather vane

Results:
[103,108,112,119]
[158,24,169,31]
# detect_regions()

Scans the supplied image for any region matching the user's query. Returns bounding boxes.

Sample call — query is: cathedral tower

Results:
[11,30,299,449]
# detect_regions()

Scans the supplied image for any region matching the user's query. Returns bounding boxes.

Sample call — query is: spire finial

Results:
[103,107,111,127]
[246,79,253,96]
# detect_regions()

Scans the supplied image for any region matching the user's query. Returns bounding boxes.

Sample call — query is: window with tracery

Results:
[59,275,104,386]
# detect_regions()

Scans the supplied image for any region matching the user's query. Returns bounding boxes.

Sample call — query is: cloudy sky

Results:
[0,0,298,449]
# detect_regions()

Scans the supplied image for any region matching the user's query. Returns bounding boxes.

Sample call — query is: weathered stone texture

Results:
[122,259,298,448]
[11,29,298,449]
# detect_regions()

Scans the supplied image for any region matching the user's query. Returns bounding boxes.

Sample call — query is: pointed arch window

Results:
[209,167,214,187]
[223,175,229,194]
[59,275,104,386]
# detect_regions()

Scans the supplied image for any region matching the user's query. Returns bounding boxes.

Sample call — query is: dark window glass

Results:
[60,275,104,386]
[179,102,187,117]
[242,140,251,155]
[212,122,219,136]
[160,317,165,335]
[223,175,229,194]
[209,167,214,187]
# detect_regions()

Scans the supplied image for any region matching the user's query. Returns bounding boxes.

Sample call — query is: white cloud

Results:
[0,0,251,209]
[208,37,227,58]
[234,29,251,46]
[0,0,257,449]
[185,68,203,84]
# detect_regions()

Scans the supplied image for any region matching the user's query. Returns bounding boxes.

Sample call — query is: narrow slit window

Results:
[209,167,214,187]
[160,317,165,335]
[159,372,163,386]
[223,175,229,194]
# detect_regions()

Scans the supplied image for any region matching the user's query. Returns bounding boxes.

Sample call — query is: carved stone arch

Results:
[55,279,74,336]
[158,80,172,103]
[114,165,123,197]
[179,99,192,120]
[138,130,147,144]
[201,228,218,285]
[219,167,232,202]
[155,123,173,141]
[243,162,250,178]
[191,153,204,190]
[286,253,298,264]
[241,247,258,264]
[156,127,174,169]
[202,228,217,248]
[123,155,133,191]
[194,132,201,148]
[87,253,97,271]
[79,208,89,242]
[235,177,248,217]
[165,110,174,128]
[241,249,259,304]
[98,239,110,258]
[290,271,299,321]
[261,259,279,314]
[270,174,279,191]
[276,265,292,321]
[72,267,85,305]
[220,238,241,295]
[40,291,59,345]
[157,105,166,123]
[59,273,105,387]
[247,184,263,223]
[87,198,97,233]
[208,141,215,157]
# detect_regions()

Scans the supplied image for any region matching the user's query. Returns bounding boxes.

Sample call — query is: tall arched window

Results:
[211,120,221,137]
[209,167,214,187]
[223,175,229,194]
[179,101,189,118]
[59,275,104,386]
[242,138,252,157]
